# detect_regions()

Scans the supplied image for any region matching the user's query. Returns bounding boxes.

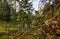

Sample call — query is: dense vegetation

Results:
[0,0,60,39]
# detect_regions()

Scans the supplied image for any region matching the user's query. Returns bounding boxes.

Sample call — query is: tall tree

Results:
[0,0,10,22]
[18,0,32,13]
[15,0,33,22]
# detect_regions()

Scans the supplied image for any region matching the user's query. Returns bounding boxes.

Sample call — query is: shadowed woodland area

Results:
[0,0,60,39]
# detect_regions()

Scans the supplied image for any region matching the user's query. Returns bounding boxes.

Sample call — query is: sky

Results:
[8,0,46,11]
[8,0,50,12]
[32,0,47,11]
[32,0,40,11]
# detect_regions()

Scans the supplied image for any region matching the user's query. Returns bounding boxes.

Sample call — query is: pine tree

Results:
[18,0,32,13]
[15,0,33,22]
[0,0,10,22]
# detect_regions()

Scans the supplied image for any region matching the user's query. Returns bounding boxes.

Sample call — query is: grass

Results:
[0,22,20,39]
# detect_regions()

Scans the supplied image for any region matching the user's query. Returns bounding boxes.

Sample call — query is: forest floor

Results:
[0,22,42,39]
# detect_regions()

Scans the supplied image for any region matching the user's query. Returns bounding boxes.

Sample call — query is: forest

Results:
[0,0,60,39]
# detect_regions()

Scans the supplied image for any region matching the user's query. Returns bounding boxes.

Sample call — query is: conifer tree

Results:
[0,0,10,22]
[15,0,33,23]
[18,0,32,13]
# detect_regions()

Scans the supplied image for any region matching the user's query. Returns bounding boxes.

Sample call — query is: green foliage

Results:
[17,13,34,25]
[19,0,32,13]
[0,0,60,39]
[0,2,10,21]
[10,11,17,22]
